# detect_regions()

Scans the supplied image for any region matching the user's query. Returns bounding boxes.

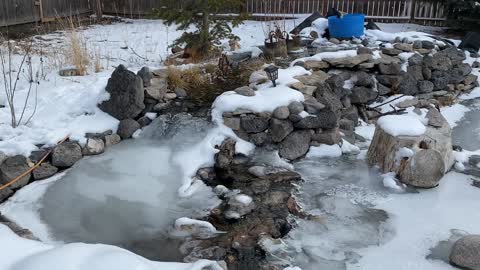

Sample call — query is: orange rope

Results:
[0,136,70,192]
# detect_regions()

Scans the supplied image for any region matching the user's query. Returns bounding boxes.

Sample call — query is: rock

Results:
[423,66,432,80]
[240,115,269,133]
[396,98,419,108]
[473,61,480,68]
[32,162,58,180]
[137,67,152,87]
[377,83,392,95]
[303,96,326,113]
[379,63,402,75]
[357,47,373,55]
[398,149,445,188]
[329,38,340,44]
[82,138,105,156]
[426,108,446,127]
[288,101,304,115]
[52,142,82,168]
[279,130,312,160]
[234,86,255,97]
[295,111,337,129]
[311,128,341,145]
[424,54,453,71]
[437,47,466,65]
[349,86,378,104]
[215,138,236,169]
[421,40,435,49]
[153,102,172,112]
[28,150,47,164]
[99,65,145,120]
[464,74,478,86]
[408,65,424,81]
[382,47,402,56]
[289,82,305,91]
[248,166,267,177]
[59,67,81,77]
[295,70,329,85]
[376,75,402,87]
[469,155,480,166]
[413,40,422,49]
[137,116,152,127]
[104,134,121,147]
[408,54,423,66]
[0,156,31,189]
[117,119,141,139]
[0,188,13,202]
[394,43,413,52]
[324,54,372,68]
[272,106,290,120]
[341,106,359,126]
[450,235,480,270]
[165,93,177,100]
[355,72,375,87]
[249,70,269,85]
[197,167,216,182]
[418,80,434,93]
[376,54,401,65]
[432,71,450,90]
[223,117,241,130]
[175,87,188,98]
[397,73,419,95]
[339,118,355,131]
[304,60,329,70]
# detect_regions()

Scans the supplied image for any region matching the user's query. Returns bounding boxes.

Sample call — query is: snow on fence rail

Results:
[246,0,447,25]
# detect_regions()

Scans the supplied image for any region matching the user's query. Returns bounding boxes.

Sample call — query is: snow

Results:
[341,139,360,154]
[355,121,376,141]
[292,50,357,66]
[306,144,342,158]
[234,194,253,205]
[352,172,480,270]
[377,115,426,137]
[0,225,222,270]
[441,103,470,128]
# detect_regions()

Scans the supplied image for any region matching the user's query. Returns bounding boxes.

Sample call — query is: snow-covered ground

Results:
[0,16,480,270]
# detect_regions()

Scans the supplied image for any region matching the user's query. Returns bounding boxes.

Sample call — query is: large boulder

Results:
[279,130,312,160]
[52,142,83,168]
[398,149,445,188]
[0,155,31,189]
[450,235,480,270]
[32,162,58,180]
[99,65,145,120]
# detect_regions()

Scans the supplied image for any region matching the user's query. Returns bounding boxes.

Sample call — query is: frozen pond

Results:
[452,100,480,151]
[1,114,221,261]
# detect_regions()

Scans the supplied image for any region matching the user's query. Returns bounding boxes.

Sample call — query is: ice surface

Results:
[452,100,480,151]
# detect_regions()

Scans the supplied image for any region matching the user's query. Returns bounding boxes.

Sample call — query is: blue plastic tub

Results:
[328,14,365,38]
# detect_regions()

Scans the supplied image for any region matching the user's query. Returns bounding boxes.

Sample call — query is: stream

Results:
[1,100,480,269]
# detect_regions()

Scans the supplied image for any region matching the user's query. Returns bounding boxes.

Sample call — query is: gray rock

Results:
[288,114,303,123]
[357,47,373,55]
[396,98,419,108]
[394,43,413,52]
[311,128,341,145]
[279,130,312,160]
[104,134,121,147]
[413,40,422,49]
[376,75,402,87]
[408,54,423,66]
[0,188,13,202]
[175,87,188,98]
[426,108,447,128]
[323,54,372,68]
[398,73,419,95]
[432,71,450,90]
[117,119,141,139]
[164,92,177,100]
[356,72,375,87]
[82,138,105,156]
[196,167,215,182]
[249,132,269,146]
[329,38,340,44]
[234,86,255,97]
[303,96,326,113]
[295,110,337,129]
[288,101,304,114]
[450,235,480,270]
[153,102,172,112]
[215,138,236,169]
[421,40,435,49]
[269,119,294,142]
[408,65,424,81]
[418,80,434,93]
[137,66,153,87]
[379,63,402,75]
[437,47,466,65]
[469,155,480,167]
[304,60,329,70]
[473,61,480,68]
[382,47,402,56]
[0,156,31,189]
[464,74,478,86]
[342,106,359,126]
[272,106,290,120]
[376,54,401,65]
[240,115,269,133]
[99,65,145,120]
[377,83,392,95]
[295,70,329,85]
[423,66,432,80]
[339,118,355,132]
[32,162,58,180]
[399,149,445,188]
[350,86,378,104]
[52,142,82,168]
[137,116,152,127]
[223,117,241,130]
[59,67,80,77]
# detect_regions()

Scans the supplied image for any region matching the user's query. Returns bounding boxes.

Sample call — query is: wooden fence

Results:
[245,0,447,25]
[1,0,447,27]
[0,0,92,27]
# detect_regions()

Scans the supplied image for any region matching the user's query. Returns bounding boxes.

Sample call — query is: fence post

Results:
[410,0,416,22]
[95,0,103,20]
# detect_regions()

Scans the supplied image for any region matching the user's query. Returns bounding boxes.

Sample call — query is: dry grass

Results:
[93,47,103,73]
[59,16,90,76]
[182,67,207,88]
[166,66,186,90]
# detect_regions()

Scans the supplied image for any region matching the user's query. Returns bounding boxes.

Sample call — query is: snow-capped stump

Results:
[367,108,454,188]
[450,235,480,270]
[0,155,31,189]
[52,142,83,168]
[98,65,145,120]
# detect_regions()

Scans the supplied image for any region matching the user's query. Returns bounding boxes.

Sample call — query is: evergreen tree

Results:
[153,0,245,58]
[442,0,480,29]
